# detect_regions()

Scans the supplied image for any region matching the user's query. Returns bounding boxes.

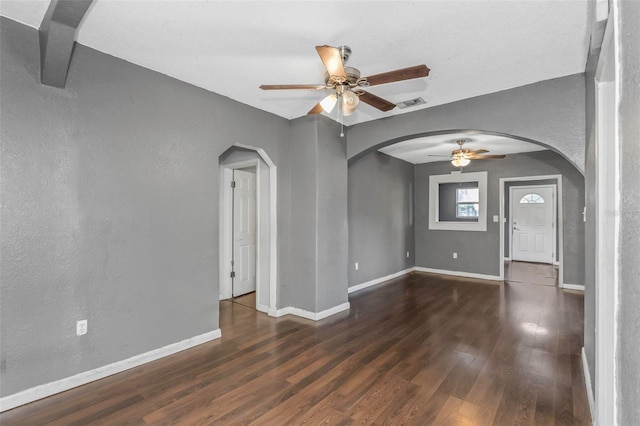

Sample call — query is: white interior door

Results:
[511,186,555,263]
[233,169,256,296]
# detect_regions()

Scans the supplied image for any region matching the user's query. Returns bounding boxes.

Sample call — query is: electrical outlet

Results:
[355,262,359,270]
[453,252,458,259]
[76,319,87,336]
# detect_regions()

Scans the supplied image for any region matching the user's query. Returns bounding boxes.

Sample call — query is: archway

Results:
[219,144,277,315]
[348,129,582,174]
[348,129,584,289]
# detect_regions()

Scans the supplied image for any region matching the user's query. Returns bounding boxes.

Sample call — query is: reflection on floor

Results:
[231,291,256,308]
[505,260,558,287]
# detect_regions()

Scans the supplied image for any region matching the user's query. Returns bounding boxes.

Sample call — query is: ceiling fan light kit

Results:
[429,139,507,168]
[260,44,430,136]
[451,156,471,167]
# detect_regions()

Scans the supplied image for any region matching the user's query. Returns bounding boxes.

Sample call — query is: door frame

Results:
[219,145,277,315]
[508,184,557,265]
[593,13,617,425]
[221,159,260,302]
[499,174,564,286]
[230,165,258,298]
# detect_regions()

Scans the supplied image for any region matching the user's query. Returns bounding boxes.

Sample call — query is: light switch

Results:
[493,215,499,222]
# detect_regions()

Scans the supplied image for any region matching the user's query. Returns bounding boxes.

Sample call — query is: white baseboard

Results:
[270,302,350,321]
[348,267,415,294]
[348,266,502,296]
[256,303,270,314]
[504,257,512,262]
[562,283,585,291]
[414,266,502,282]
[581,347,595,422]
[0,329,222,413]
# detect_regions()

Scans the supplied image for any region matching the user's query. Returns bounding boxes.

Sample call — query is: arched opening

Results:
[219,144,277,315]
[348,129,584,175]
[347,129,584,291]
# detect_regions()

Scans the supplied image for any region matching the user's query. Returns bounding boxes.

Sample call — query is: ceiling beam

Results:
[39,0,93,88]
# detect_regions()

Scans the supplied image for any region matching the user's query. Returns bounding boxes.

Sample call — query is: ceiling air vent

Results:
[396,97,426,109]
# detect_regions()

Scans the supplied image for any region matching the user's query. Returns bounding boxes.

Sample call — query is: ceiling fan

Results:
[437,139,506,167]
[259,45,430,120]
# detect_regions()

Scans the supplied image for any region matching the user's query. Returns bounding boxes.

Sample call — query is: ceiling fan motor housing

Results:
[325,66,361,87]
[338,45,351,63]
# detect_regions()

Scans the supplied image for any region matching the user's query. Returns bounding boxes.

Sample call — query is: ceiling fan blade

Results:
[470,149,489,154]
[471,154,506,159]
[260,84,327,90]
[308,103,324,115]
[428,154,454,158]
[364,64,430,86]
[357,91,396,112]
[316,45,347,78]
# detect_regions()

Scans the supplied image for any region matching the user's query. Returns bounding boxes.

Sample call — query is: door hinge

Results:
[230,180,236,188]
[230,271,235,278]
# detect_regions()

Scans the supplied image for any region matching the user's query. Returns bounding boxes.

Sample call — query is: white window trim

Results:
[429,171,487,231]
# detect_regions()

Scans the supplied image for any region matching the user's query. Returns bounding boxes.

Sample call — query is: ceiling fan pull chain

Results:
[339,94,345,138]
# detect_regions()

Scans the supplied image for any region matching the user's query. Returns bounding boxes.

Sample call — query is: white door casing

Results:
[594,11,617,424]
[511,185,556,264]
[219,145,277,315]
[232,169,257,296]
[498,175,564,287]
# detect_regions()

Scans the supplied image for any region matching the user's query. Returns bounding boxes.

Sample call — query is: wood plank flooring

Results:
[1,271,590,425]
[505,261,558,287]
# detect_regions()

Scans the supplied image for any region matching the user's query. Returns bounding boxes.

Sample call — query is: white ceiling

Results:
[1,0,591,126]
[378,132,547,164]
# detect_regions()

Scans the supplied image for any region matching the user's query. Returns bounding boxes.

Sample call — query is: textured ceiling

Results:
[378,133,547,164]
[1,0,591,126]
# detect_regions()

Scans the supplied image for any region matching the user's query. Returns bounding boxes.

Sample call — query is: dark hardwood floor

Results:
[1,272,590,425]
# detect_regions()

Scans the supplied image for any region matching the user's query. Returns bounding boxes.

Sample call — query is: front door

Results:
[232,169,257,297]
[511,186,555,264]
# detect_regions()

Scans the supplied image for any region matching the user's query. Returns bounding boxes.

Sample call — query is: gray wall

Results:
[415,151,585,284]
[617,1,640,423]
[288,116,349,312]
[288,117,318,311]
[315,117,349,311]
[347,74,586,172]
[0,17,292,397]
[504,179,559,261]
[348,152,415,287]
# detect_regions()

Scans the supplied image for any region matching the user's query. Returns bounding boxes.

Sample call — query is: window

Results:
[519,193,544,203]
[457,187,480,218]
[429,171,487,232]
